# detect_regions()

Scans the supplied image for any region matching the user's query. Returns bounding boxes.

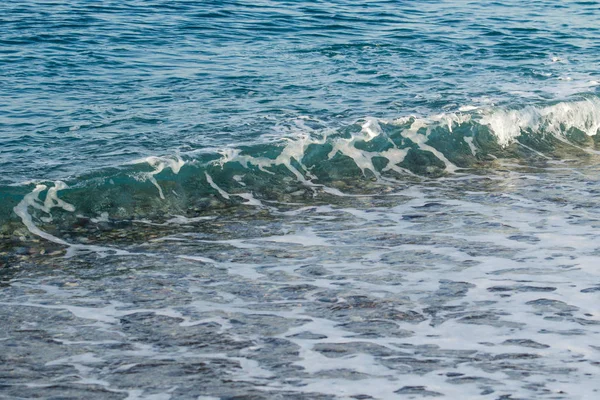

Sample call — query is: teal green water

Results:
[3,1,600,226]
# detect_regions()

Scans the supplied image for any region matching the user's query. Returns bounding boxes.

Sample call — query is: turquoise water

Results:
[2,1,600,186]
[2,1,600,399]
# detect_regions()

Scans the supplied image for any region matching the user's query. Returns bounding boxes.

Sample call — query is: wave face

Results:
[3,97,600,246]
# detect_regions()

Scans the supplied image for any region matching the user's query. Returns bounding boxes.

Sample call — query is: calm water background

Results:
[2,0,600,184]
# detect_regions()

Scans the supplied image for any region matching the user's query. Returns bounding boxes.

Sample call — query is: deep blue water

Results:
[2,0,600,185]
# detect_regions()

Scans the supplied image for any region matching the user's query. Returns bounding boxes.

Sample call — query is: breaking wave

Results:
[4,96,600,248]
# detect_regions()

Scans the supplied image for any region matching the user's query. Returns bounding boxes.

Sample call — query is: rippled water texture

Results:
[2,0,600,182]
[2,1,600,399]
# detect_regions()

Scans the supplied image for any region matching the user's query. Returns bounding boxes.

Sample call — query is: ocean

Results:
[2,1,600,399]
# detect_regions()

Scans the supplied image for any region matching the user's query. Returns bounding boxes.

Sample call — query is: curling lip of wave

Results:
[478,97,600,146]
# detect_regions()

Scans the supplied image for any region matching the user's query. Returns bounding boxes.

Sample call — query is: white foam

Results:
[205,172,263,206]
[205,172,230,200]
[396,116,460,172]
[131,156,185,199]
[360,117,383,141]
[164,215,215,224]
[464,136,477,155]
[480,98,600,146]
[90,212,110,223]
[235,192,263,206]
[13,182,144,258]
[232,174,246,186]
[459,105,479,112]
[256,228,329,247]
[177,255,217,264]
[216,113,474,188]
[13,183,71,246]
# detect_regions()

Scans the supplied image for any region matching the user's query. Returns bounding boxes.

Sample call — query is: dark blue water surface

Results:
[2,0,600,184]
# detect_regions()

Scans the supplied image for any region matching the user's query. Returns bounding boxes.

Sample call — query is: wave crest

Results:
[5,97,600,244]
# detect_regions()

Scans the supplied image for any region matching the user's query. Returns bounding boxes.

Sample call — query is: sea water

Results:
[2,1,600,399]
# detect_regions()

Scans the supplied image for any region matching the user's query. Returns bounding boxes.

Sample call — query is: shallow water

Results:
[4,165,600,399]
[2,1,600,399]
